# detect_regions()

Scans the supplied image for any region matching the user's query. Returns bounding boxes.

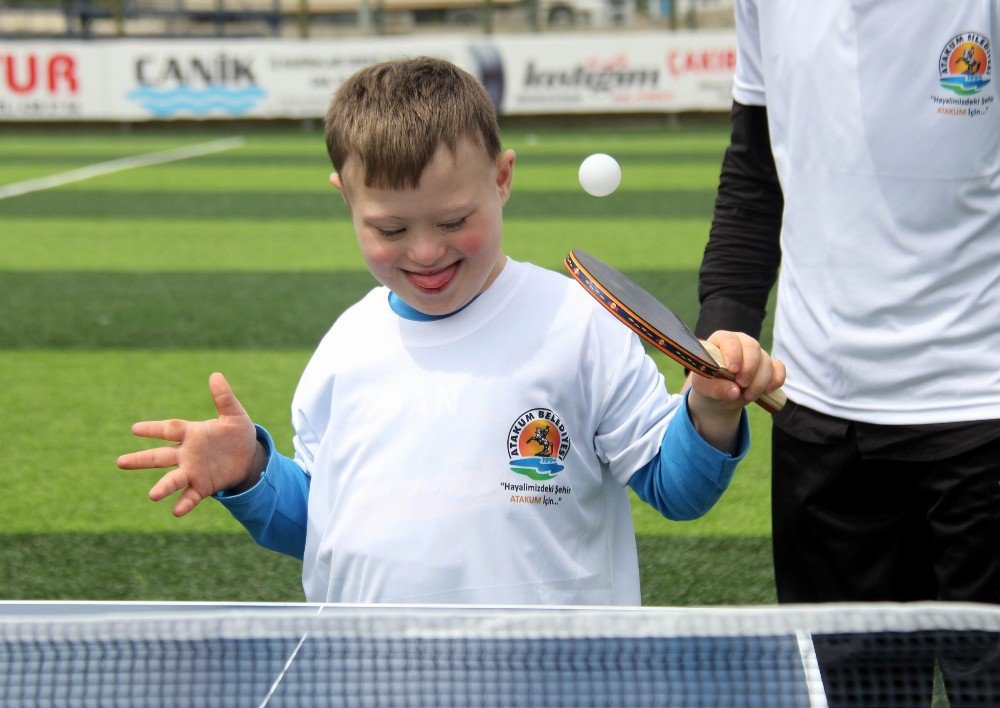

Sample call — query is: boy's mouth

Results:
[407,262,460,292]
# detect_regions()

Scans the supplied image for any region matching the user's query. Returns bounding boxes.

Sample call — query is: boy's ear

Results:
[329,172,352,210]
[497,149,515,204]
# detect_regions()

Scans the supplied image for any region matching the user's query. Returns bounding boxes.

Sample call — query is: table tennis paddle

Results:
[565,249,786,414]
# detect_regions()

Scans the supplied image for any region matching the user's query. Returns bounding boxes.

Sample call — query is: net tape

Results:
[5,602,1000,641]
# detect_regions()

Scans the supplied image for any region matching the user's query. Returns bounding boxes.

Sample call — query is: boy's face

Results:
[332,139,514,316]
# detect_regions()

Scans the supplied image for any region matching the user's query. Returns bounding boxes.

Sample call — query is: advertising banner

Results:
[0,45,105,120]
[0,31,735,121]
[496,32,736,114]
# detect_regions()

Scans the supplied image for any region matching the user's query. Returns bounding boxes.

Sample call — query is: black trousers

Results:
[772,425,1000,604]
[772,423,1000,706]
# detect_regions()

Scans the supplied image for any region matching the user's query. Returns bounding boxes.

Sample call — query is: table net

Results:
[2,602,1000,706]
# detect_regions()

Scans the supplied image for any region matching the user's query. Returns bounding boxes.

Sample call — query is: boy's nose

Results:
[407,231,447,266]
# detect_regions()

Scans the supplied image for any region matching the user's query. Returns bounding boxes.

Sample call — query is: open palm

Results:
[117,372,261,517]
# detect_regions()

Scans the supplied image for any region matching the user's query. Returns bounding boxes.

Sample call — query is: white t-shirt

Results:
[734,0,999,424]
[292,259,680,605]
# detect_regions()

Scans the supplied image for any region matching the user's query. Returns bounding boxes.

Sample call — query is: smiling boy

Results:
[118,57,784,605]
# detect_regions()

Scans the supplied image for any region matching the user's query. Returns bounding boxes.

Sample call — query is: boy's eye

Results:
[376,227,405,239]
[440,217,467,232]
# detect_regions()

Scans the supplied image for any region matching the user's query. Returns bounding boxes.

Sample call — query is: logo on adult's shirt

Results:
[933,32,993,118]
[506,408,571,481]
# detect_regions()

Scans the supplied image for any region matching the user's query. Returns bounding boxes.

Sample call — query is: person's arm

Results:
[214,426,309,560]
[628,392,749,520]
[695,101,783,341]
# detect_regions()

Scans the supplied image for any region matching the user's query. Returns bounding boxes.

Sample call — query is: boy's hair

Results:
[324,56,502,190]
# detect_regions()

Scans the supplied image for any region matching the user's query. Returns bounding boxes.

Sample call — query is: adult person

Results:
[696,1,1000,606]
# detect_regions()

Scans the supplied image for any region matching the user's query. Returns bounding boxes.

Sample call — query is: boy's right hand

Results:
[117,372,264,517]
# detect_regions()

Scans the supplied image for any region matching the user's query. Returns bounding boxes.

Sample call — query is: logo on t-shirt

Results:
[933,33,993,118]
[506,408,571,481]
[939,33,991,95]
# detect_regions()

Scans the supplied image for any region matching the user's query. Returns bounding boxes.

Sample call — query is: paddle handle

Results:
[700,340,787,415]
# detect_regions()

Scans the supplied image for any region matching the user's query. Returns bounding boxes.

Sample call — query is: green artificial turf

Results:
[0,123,777,605]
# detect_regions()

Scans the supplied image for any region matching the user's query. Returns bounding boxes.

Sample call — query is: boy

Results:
[118,57,784,606]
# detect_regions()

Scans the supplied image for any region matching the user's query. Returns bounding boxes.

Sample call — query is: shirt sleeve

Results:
[214,425,309,560]
[628,391,749,520]
[592,326,679,485]
[695,100,783,341]
[732,0,766,106]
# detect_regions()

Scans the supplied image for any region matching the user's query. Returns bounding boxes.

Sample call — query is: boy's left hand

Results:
[688,330,786,412]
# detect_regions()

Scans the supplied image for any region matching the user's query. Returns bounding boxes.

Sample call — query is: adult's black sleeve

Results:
[694,101,783,341]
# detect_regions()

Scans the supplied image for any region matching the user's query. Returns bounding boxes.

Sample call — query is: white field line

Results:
[0,136,245,201]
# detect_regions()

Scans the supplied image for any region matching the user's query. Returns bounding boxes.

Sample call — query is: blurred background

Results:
[0,0,782,607]
[2,0,733,38]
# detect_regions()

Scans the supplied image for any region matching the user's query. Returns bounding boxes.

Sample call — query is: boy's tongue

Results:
[409,263,458,290]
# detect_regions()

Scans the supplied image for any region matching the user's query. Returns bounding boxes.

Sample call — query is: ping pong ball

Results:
[579,153,621,197]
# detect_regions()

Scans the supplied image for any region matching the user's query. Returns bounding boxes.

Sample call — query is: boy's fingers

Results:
[148,468,189,502]
[772,359,787,389]
[744,357,774,401]
[690,373,741,403]
[117,446,179,471]
[131,419,188,442]
[209,372,248,420]
[736,340,762,388]
[707,332,744,376]
[172,487,205,517]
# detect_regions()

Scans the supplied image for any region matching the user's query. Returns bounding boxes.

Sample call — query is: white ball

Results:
[578,153,621,197]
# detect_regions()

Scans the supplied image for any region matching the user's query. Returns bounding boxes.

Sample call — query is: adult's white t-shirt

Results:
[734,0,999,424]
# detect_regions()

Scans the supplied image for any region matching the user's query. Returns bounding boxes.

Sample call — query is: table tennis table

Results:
[3,601,999,706]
